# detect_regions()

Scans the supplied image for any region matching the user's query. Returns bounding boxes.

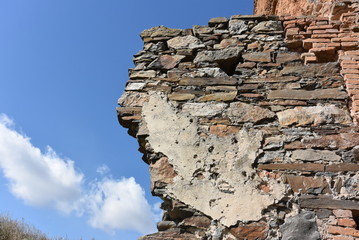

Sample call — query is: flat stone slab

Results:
[267,89,348,100]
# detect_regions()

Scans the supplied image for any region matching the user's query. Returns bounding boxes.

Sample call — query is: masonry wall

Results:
[117,3,359,239]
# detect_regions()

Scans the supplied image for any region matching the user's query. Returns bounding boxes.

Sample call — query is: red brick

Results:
[338,218,357,228]
[342,69,359,74]
[312,34,337,38]
[341,37,359,42]
[327,226,359,237]
[307,25,337,30]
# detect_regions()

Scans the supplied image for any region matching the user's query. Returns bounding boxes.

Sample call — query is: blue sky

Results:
[0,1,253,239]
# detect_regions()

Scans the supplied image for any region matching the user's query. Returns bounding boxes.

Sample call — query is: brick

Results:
[312,34,337,38]
[327,226,359,237]
[338,218,357,228]
[307,25,337,30]
[258,163,325,172]
[333,210,354,218]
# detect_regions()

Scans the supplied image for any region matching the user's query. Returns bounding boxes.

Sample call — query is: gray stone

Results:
[279,211,320,240]
[252,21,283,32]
[277,105,352,126]
[140,26,182,39]
[167,35,205,50]
[225,102,276,124]
[182,102,227,117]
[228,20,248,34]
[280,62,340,77]
[194,47,242,64]
[268,89,348,100]
[292,149,341,162]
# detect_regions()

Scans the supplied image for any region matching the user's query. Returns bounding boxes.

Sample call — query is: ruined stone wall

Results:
[117,5,359,239]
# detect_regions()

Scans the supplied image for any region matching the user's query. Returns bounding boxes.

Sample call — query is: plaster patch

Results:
[142,93,286,226]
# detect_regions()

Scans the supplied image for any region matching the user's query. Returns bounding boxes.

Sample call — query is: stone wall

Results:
[117,5,359,240]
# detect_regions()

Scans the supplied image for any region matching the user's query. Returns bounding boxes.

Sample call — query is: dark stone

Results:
[279,211,320,240]
[299,195,359,210]
[316,209,332,219]
[157,221,177,231]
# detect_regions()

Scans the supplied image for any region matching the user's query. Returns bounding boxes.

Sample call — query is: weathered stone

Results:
[302,133,359,150]
[292,149,341,162]
[182,102,227,117]
[217,38,243,49]
[167,36,205,50]
[268,89,348,100]
[243,52,272,62]
[198,91,237,102]
[244,76,299,83]
[326,163,359,172]
[229,221,268,240]
[228,20,248,34]
[299,196,359,210]
[179,77,238,86]
[316,209,332,219]
[276,52,301,64]
[208,17,229,27]
[181,216,211,229]
[118,91,148,107]
[209,125,240,137]
[279,211,320,240]
[192,68,229,78]
[168,93,195,101]
[284,175,331,193]
[157,221,176,231]
[258,163,325,172]
[225,102,275,123]
[148,55,185,70]
[192,25,213,35]
[280,62,340,77]
[252,21,283,32]
[206,86,237,91]
[130,70,157,79]
[140,26,182,39]
[194,47,242,64]
[150,157,177,191]
[139,231,199,240]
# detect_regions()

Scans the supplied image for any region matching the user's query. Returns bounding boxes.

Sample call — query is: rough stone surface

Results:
[167,36,205,50]
[118,10,359,240]
[280,212,320,240]
[225,102,275,123]
[277,105,352,126]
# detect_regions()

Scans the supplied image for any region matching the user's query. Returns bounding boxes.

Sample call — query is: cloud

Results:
[0,114,83,213]
[84,177,157,234]
[0,113,158,235]
[96,164,110,175]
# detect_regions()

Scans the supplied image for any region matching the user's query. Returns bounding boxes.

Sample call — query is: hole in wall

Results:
[352,210,359,230]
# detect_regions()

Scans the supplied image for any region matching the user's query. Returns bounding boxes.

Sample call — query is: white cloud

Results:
[0,115,83,213]
[0,113,158,235]
[96,164,110,175]
[84,177,157,234]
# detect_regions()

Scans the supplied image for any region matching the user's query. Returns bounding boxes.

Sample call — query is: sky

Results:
[0,1,253,239]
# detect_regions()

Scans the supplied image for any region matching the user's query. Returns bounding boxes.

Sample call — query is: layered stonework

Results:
[118,6,359,240]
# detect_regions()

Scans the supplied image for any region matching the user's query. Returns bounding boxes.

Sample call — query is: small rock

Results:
[225,102,275,124]
[279,211,320,240]
[182,102,227,117]
[228,20,249,34]
[167,35,205,50]
[252,21,282,32]
[140,26,182,39]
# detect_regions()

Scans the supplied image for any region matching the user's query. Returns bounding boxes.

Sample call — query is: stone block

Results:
[198,91,237,102]
[167,36,205,50]
[291,149,341,162]
[268,89,348,100]
[284,175,331,194]
[225,102,275,124]
[243,52,272,62]
[179,77,238,86]
[229,221,268,240]
[258,163,325,172]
